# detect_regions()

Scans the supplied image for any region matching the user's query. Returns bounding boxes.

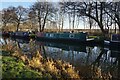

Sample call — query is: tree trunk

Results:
[61,15,64,32]
[38,18,41,32]
[16,22,20,31]
[86,13,106,34]
[116,20,120,33]
[41,10,48,32]
[97,21,106,34]
[68,13,71,31]
[118,24,120,33]
[100,2,103,27]
[72,5,75,31]
[88,2,92,30]
[95,2,98,21]
[99,2,106,34]
[38,10,42,32]
[114,23,117,33]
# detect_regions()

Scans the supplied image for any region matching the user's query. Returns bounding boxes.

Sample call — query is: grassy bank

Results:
[1,43,114,79]
[1,43,80,79]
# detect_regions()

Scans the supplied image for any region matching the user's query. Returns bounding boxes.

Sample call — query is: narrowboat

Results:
[10,31,29,38]
[110,34,120,51]
[86,36,104,45]
[1,31,10,37]
[109,34,120,59]
[36,32,87,44]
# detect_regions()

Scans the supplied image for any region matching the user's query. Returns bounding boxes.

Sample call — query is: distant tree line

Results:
[1,1,120,34]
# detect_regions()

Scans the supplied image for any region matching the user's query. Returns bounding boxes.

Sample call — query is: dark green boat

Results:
[36,32,87,44]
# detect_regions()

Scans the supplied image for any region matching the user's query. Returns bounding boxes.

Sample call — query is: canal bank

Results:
[1,43,80,79]
[1,37,119,79]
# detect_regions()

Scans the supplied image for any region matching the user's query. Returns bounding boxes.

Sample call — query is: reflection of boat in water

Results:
[0,31,10,37]
[111,51,120,58]
[36,41,86,52]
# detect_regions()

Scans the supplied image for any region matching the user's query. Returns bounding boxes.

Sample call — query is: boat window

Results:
[50,34,54,37]
[69,34,74,38]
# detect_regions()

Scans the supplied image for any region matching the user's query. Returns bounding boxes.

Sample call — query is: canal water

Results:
[1,37,120,78]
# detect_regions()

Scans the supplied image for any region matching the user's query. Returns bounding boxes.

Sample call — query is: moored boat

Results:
[36,32,87,44]
[10,31,29,38]
[110,34,120,51]
[1,31,10,37]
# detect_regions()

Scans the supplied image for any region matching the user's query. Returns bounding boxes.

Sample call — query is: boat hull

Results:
[36,36,86,44]
[36,32,86,44]
[36,32,104,46]
[110,41,120,51]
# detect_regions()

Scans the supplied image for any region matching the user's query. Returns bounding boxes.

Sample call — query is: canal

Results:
[1,37,120,79]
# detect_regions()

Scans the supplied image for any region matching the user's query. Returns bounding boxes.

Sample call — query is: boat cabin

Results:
[10,31,29,37]
[111,34,120,41]
[110,34,120,51]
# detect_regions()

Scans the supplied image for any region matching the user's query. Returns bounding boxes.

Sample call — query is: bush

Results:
[29,34,36,38]
[2,56,42,78]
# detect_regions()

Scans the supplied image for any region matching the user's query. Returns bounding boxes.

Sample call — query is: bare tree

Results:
[60,1,114,34]
[60,2,79,31]
[3,6,28,31]
[14,6,28,31]
[80,2,107,34]
[2,9,10,28]
[28,10,38,30]
[104,2,120,33]
[2,7,16,31]
[31,2,58,32]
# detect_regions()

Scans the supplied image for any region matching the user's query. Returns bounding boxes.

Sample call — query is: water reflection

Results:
[1,37,119,78]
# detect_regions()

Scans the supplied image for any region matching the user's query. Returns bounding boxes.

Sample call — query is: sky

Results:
[0,0,90,29]
[0,2,34,10]
[0,0,118,29]
[0,0,60,10]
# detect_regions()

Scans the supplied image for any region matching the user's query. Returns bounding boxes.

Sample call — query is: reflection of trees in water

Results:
[58,46,119,78]
[14,39,37,59]
[16,42,21,49]
[75,47,119,78]
[1,38,17,53]
[12,39,47,61]
[118,57,120,79]
[92,48,105,67]
[0,37,9,45]
[1,37,119,79]
[40,45,47,60]
[90,48,119,78]
[0,38,6,45]
[86,47,92,65]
